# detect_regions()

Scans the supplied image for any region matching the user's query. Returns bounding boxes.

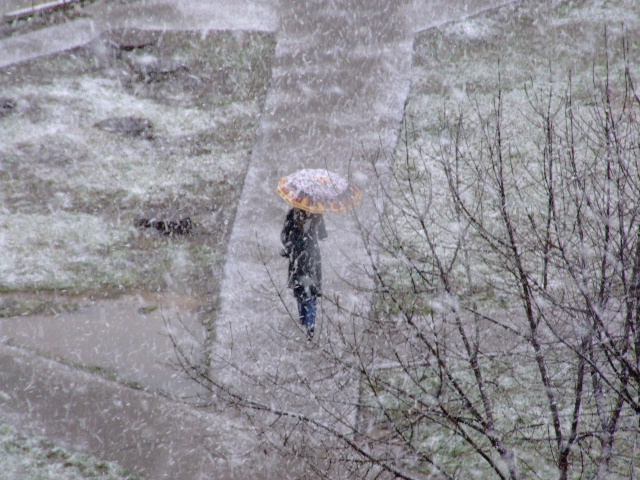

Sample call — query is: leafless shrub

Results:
[174,37,640,480]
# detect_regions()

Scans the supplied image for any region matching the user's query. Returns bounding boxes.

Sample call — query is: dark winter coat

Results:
[280,208,327,297]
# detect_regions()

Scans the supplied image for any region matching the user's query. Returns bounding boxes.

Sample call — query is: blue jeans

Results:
[294,286,316,337]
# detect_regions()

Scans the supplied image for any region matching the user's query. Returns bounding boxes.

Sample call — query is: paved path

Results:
[212,0,514,460]
[0,0,512,478]
[211,0,414,452]
[0,345,263,480]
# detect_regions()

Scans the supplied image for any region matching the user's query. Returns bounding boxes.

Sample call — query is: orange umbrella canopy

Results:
[277,169,362,214]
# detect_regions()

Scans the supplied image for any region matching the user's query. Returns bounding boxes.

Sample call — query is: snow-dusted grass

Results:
[385,0,640,312]
[366,0,640,478]
[410,0,640,132]
[0,28,274,475]
[0,31,274,298]
[0,423,142,480]
[363,348,640,478]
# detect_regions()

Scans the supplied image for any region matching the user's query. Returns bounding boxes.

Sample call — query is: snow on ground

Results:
[0,26,275,478]
[0,423,141,480]
[377,0,640,477]
[403,0,640,243]
[0,30,275,296]
[1,0,639,477]
[410,0,640,120]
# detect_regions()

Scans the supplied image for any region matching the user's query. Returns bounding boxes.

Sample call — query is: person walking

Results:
[281,207,327,338]
[276,168,362,340]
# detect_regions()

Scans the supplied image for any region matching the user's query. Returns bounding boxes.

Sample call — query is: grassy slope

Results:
[0,424,142,480]
[0,30,274,300]
[367,0,640,478]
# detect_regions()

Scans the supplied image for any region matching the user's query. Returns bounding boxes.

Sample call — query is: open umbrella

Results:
[277,168,362,214]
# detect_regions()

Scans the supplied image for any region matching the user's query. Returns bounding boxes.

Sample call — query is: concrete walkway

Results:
[210,0,414,445]
[213,0,514,458]
[0,0,512,478]
[0,344,262,480]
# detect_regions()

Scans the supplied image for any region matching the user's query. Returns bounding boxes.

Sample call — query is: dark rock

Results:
[135,216,193,235]
[0,98,17,117]
[94,116,154,137]
[110,32,156,51]
[117,40,155,51]
[130,57,189,82]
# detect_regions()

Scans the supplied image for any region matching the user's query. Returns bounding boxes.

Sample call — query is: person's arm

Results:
[317,216,328,241]
[280,210,294,256]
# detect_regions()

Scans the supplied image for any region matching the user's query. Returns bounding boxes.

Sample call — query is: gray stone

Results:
[93,116,153,137]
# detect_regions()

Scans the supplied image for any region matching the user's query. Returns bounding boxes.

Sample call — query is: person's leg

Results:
[293,286,306,324]
[293,286,317,338]
[302,296,317,338]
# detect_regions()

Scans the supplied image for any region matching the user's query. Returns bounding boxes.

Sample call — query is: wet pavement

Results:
[0,0,512,478]
[1,293,207,401]
[0,344,264,480]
